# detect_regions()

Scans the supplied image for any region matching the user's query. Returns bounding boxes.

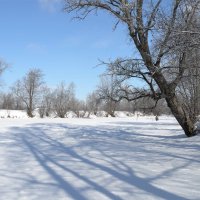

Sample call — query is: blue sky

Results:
[0,0,135,100]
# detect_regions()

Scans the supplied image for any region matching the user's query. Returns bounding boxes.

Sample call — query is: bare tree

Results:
[117,99,135,113]
[97,76,120,117]
[0,59,8,77]
[0,59,8,96]
[64,0,200,137]
[52,82,75,118]
[86,91,101,116]
[14,95,25,110]
[176,48,200,121]
[1,93,15,110]
[39,86,53,118]
[12,69,44,117]
[71,98,88,118]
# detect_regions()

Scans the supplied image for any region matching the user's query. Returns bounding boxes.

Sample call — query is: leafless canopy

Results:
[64,0,200,136]
[12,69,44,117]
[0,59,8,75]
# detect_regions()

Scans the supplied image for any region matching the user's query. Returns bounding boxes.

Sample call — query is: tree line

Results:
[0,68,170,118]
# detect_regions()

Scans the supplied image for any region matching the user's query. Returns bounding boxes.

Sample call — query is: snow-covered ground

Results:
[0,116,199,200]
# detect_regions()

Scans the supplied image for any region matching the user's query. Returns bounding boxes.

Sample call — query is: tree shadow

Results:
[1,121,198,199]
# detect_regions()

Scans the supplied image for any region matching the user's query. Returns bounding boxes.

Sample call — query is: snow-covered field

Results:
[0,116,200,200]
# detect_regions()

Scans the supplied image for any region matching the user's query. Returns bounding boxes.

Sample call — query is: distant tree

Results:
[97,76,120,117]
[177,49,200,123]
[52,82,75,118]
[86,91,101,116]
[12,69,44,117]
[0,59,8,100]
[39,86,53,118]
[1,93,15,110]
[71,98,88,118]
[0,59,8,78]
[14,95,25,110]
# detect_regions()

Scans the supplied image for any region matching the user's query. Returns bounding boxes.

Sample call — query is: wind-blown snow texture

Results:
[0,117,199,200]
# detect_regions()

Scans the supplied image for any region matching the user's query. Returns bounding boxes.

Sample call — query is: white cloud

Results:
[38,0,62,13]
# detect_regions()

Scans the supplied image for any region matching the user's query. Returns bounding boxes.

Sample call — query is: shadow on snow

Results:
[2,121,199,200]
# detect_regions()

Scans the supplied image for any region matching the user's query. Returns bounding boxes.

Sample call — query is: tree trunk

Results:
[138,48,196,137]
[27,109,34,118]
[165,95,195,137]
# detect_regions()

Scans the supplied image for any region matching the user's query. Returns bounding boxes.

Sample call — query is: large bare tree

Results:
[64,0,200,137]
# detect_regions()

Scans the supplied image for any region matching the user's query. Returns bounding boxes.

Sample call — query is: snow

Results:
[0,116,200,200]
[0,109,28,119]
